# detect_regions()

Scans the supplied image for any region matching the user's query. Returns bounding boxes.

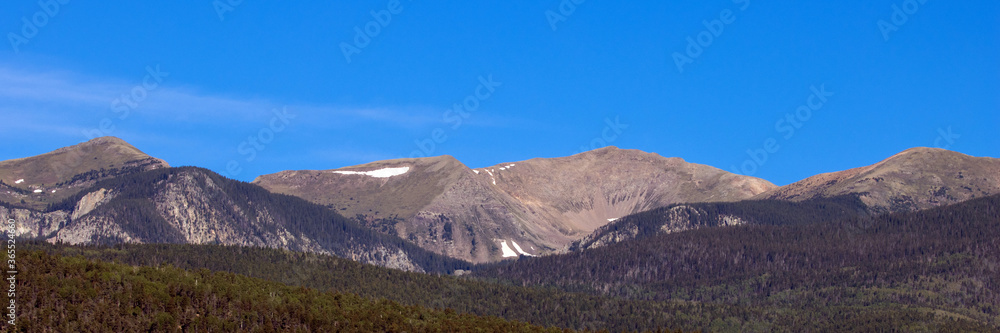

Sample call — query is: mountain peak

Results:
[888,146,958,159]
[42,136,165,166]
[756,147,1000,212]
[330,154,463,171]
[0,136,168,209]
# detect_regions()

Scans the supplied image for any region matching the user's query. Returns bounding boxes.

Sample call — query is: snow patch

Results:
[607,218,618,222]
[51,190,56,193]
[473,170,479,174]
[499,240,517,257]
[14,179,24,184]
[511,241,535,257]
[333,166,410,178]
[32,189,42,193]
[485,169,496,185]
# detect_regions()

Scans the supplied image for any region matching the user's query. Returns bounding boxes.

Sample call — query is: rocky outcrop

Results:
[71,188,113,220]
[0,205,69,239]
[571,204,749,251]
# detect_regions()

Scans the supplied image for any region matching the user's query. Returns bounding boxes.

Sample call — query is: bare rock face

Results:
[50,214,132,245]
[0,206,69,239]
[255,147,776,263]
[71,188,113,221]
[572,204,749,251]
[755,147,1000,213]
[347,246,422,272]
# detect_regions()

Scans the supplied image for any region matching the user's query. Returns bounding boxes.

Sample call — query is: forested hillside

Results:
[22,241,709,332]
[10,249,575,332]
[479,194,1000,331]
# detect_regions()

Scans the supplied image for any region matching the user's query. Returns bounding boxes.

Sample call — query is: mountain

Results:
[754,147,1000,213]
[0,136,168,210]
[253,146,775,262]
[3,165,469,273]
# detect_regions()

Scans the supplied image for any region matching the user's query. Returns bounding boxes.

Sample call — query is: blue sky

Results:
[1,1,997,185]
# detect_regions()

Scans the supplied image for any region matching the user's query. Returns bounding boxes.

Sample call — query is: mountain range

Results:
[6,136,1000,331]
[2,137,999,267]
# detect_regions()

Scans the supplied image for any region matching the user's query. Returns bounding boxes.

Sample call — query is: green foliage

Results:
[23,241,705,332]
[10,249,569,333]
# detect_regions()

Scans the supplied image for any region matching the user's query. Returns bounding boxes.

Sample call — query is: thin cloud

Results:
[0,65,449,130]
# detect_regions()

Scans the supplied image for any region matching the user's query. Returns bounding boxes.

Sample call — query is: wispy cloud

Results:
[1,63,530,178]
[0,65,456,135]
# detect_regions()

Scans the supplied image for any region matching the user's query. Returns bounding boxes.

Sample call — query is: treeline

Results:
[477,194,1000,331]
[22,241,705,332]
[10,249,579,333]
